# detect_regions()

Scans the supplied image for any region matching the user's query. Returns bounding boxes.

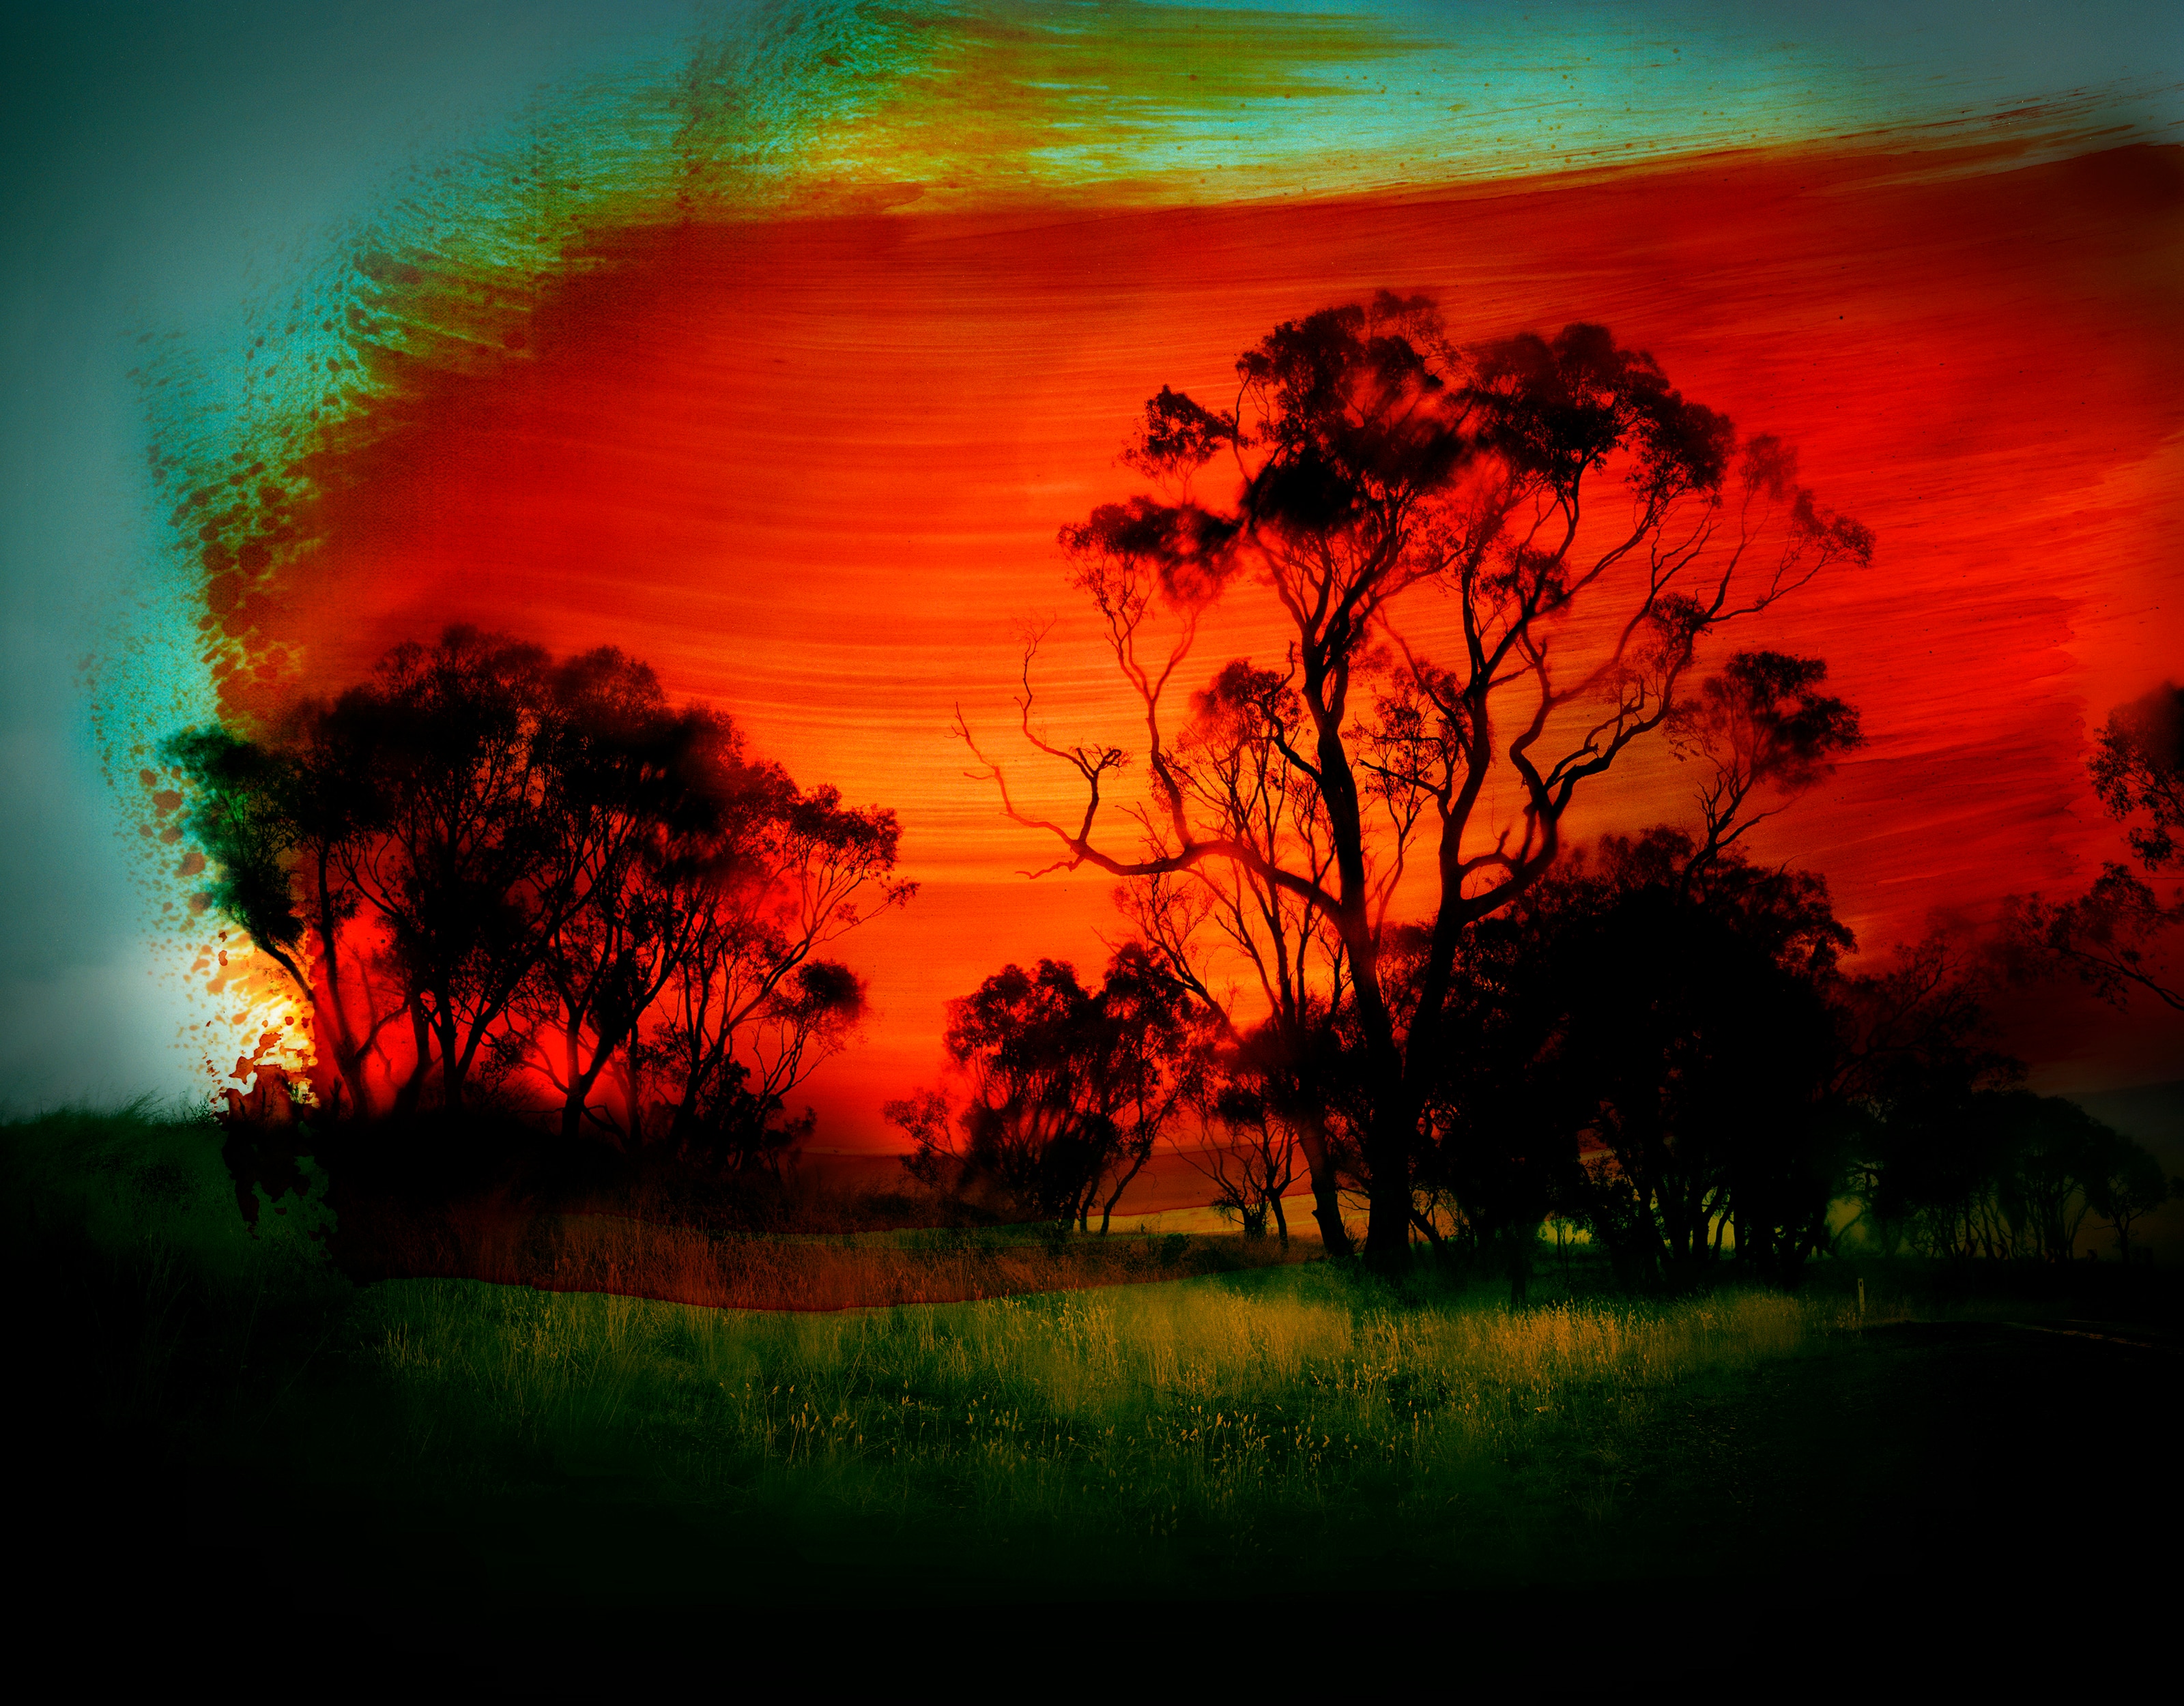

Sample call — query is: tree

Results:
[1115,660,1355,1251]
[963,295,1871,1264]
[317,628,588,1112]
[2005,682,2183,1013]
[165,626,911,1152]
[1667,649,1862,875]
[2086,1136,2177,1266]
[502,654,771,1142]
[1994,1092,2111,1262]
[1835,932,2026,1258]
[897,947,1213,1230]
[1408,828,1852,1293]
[162,717,401,1119]
[1190,1022,1307,1245]
[1568,856,1845,1288]
[640,783,910,1166]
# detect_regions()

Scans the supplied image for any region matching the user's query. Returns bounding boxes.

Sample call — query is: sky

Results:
[2,0,2179,1133]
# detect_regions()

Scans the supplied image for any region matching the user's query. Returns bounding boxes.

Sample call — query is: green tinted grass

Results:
[8,1106,1868,1601]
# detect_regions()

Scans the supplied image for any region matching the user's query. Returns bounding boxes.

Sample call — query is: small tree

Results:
[2086,1136,2177,1265]
[1426,828,1852,1293]
[1191,1025,1306,1245]
[641,785,910,1165]
[1667,649,1862,875]
[1992,1093,2113,1262]
[902,949,1212,1230]
[2005,682,2183,1012]
[1117,659,1356,1250]
[1836,933,2025,1258]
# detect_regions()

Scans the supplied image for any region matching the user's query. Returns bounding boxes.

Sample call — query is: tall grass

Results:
[8,1105,1866,1600]
[350,1268,1856,1594]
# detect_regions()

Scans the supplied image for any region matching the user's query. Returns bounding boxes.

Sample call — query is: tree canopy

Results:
[963,293,1871,1262]
[2005,681,2184,1013]
[164,626,913,1163]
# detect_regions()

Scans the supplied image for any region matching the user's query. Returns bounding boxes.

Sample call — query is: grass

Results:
[347,1265,1850,1596]
[9,1103,2178,1634]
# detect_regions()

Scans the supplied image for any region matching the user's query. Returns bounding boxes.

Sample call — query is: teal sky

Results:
[1,0,2177,1109]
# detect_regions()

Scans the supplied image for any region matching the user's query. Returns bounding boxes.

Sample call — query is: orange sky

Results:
[210,138,2184,1137]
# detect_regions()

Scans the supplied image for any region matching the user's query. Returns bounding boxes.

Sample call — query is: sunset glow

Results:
[124,5,2183,1138]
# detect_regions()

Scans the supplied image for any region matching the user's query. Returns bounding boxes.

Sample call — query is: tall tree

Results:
[964,295,1871,1263]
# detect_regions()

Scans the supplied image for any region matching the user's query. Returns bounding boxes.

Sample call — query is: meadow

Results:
[12,1101,2176,1643]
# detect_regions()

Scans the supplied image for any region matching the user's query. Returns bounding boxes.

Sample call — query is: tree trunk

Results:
[1363,1097,1417,1273]
[1099,1145,1152,1235]
[435,1006,465,1110]
[393,1002,435,1115]
[559,1022,630,1145]
[1292,1113,1354,1257]
[1506,1226,1531,1309]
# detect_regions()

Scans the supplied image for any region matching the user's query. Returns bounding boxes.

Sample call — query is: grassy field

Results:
[10,1103,2179,1664]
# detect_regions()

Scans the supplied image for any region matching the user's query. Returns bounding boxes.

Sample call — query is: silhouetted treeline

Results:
[166,626,913,1185]
[934,287,2175,1286]
[960,293,1878,1267]
[902,820,2172,1292]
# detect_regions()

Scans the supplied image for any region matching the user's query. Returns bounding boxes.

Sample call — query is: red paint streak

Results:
[215,141,2184,1132]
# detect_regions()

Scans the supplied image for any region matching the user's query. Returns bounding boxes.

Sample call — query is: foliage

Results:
[2003,681,2183,1012]
[1398,828,1856,1295]
[964,293,1870,1262]
[1853,1086,2133,1263]
[2090,682,2184,873]
[893,945,1216,1230]
[2085,1136,2179,1264]
[162,628,913,1171]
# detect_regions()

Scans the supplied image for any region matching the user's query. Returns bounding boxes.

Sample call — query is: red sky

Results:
[213,137,2184,1138]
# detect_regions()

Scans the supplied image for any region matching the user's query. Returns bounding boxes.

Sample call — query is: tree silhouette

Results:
[1406,828,1853,1293]
[2086,1135,2178,1265]
[1190,1021,1311,1245]
[641,784,909,1165]
[963,295,1871,1263]
[1833,930,2026,1258]
[898,947,1212,1230]
[164,626,910,1153]
[1994,1093,2112,1262]
[2005,682,2183,1012]
[1114,661,1355,1250]
[501,654,767,1142]
[1667,649,1862,875]
[1862,1088,2117,1262]
[321,630,587,1112]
